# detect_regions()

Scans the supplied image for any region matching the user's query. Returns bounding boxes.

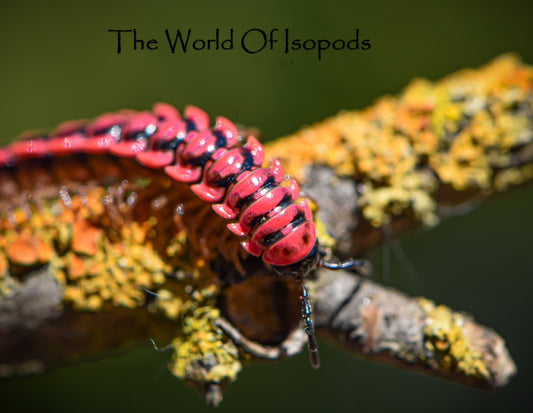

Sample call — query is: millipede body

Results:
[0,103,367,368]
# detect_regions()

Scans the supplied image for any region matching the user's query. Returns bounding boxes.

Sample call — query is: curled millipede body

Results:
[0,103,369,368]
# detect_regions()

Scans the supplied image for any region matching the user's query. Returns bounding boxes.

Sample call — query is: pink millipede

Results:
[0,103,370,368]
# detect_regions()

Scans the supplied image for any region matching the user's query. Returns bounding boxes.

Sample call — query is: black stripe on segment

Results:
[240,148,255,171]
[157,137,178,151]
[156,134,186,151]
[289,211,306,229]
[260,230,284,247]
[276,196,293,212]
[213,148,255,188]
[213,130,228,151]
[188,130,226,168]
[259,209,307,248]
[123,125,156,142]
[235,175,275,211]
[212,169,237,188]
[248,193,292,232]
[184,119,199,132]
[190,151,215,167]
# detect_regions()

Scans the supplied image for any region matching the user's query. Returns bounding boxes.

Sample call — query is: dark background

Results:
[1,1,532,412]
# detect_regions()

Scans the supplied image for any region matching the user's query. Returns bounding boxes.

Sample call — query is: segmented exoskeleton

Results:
[0,103,369,368]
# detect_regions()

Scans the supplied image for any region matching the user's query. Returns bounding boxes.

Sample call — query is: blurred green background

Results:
[1,0,532,412]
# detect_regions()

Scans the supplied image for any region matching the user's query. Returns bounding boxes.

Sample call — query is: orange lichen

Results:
[0,185,174,310]
[6,235,42,266]
[4,230,54,267]
[0,251,7,275]
[55,216,170,311]
[71,218,102,256]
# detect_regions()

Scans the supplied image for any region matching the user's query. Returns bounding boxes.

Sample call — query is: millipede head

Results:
[270,241,320,279]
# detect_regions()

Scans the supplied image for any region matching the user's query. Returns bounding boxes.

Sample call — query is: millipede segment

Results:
[1,103,319,271]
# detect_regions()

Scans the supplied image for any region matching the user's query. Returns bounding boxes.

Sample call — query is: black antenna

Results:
[299,282,320,369]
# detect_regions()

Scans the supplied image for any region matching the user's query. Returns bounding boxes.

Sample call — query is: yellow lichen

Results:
[266,55,533,228]
[154,289,186,320]
[168,307,242,384]
[307,197,336,249]
[494,164,533,191]
[360,170,438,227]
[152,265,220,321]
[418,298,490,379]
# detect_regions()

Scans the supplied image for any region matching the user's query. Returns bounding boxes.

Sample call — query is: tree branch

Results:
[313,269,515,390]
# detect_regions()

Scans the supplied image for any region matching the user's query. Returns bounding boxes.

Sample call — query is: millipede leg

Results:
[149,338,173,352]
[320,257,373,277]
[299,282,320,369]
[213,317,307,360]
